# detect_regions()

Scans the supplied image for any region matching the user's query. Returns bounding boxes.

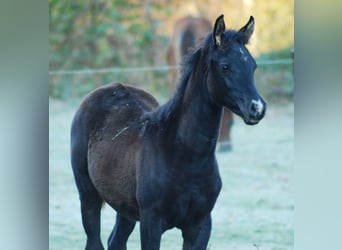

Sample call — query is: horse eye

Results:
[221,64,229,71]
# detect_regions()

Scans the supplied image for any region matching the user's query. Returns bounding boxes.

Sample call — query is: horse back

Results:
[71,82,158,150]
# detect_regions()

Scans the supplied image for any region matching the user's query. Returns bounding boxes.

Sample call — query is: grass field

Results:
[49,97,293,250]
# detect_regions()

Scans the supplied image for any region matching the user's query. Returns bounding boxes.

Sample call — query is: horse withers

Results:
[71,15,266,250]
[167,16,234,151]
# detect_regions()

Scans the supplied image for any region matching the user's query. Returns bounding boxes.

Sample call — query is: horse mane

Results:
[152,47,203,123]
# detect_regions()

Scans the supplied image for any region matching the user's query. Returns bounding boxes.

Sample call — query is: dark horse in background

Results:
[71,15,266,250]
[167,16,234,151]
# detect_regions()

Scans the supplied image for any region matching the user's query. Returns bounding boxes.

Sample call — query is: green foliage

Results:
[50,0,168,70]
[49,0,170,99]
[252,0,294,55]
[49,0,294,101]
[257,47,293,67]
[255,47,294,101]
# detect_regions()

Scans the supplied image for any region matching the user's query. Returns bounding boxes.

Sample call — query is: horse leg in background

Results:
[181,215,212,250]
[107,214,136,250]
[71,135,104,250]
[167,42,177,96]
[218,108,234,152]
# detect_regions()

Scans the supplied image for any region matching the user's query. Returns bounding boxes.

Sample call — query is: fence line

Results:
[49,58,293,76]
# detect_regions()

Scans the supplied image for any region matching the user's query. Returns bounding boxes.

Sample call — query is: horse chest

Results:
[161,175,221,228]
[139,132,222,227]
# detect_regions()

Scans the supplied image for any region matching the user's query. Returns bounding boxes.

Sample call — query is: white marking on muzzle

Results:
[252,99,264,114]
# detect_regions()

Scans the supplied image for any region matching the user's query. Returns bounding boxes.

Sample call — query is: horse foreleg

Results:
[181,215,212,250]
[140,209,162,250]
[107,214,136,250]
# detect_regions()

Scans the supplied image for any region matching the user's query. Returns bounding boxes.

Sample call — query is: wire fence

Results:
[49,58,293,76]
[49,58,294,101]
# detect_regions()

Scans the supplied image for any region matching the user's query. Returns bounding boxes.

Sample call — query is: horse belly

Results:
[88,136,141,220]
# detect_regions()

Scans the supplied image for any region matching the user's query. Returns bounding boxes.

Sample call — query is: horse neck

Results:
[180,72,222,150]
[163,60,223,154]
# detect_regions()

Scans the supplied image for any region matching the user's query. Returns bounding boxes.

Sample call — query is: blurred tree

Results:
[50,0,293,70]
[49,0,168,71]
[49,0,293,99]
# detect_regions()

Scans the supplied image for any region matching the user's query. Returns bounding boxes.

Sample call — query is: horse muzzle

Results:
[243,98,267,125]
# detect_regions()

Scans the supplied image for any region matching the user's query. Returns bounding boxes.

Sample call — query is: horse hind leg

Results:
[71,135,104,250]
[80,189,104,250]
[107,214,136,250]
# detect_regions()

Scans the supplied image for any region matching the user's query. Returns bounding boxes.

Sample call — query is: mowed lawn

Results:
[49,97,293,250]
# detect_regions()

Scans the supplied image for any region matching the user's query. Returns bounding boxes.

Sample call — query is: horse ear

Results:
[213,14,225,47]
[239,16,255,44]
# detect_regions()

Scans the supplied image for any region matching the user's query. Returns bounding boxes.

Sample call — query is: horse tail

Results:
[70,109,91,193]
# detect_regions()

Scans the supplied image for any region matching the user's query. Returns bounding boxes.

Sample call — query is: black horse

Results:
[71,15,266,250]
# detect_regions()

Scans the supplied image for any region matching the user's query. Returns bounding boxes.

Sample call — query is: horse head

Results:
[206,15,266,125]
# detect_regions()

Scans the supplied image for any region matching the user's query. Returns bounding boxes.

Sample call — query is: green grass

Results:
[49,97,293,250]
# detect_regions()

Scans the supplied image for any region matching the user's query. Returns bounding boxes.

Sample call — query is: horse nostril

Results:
[251,103,258,113]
